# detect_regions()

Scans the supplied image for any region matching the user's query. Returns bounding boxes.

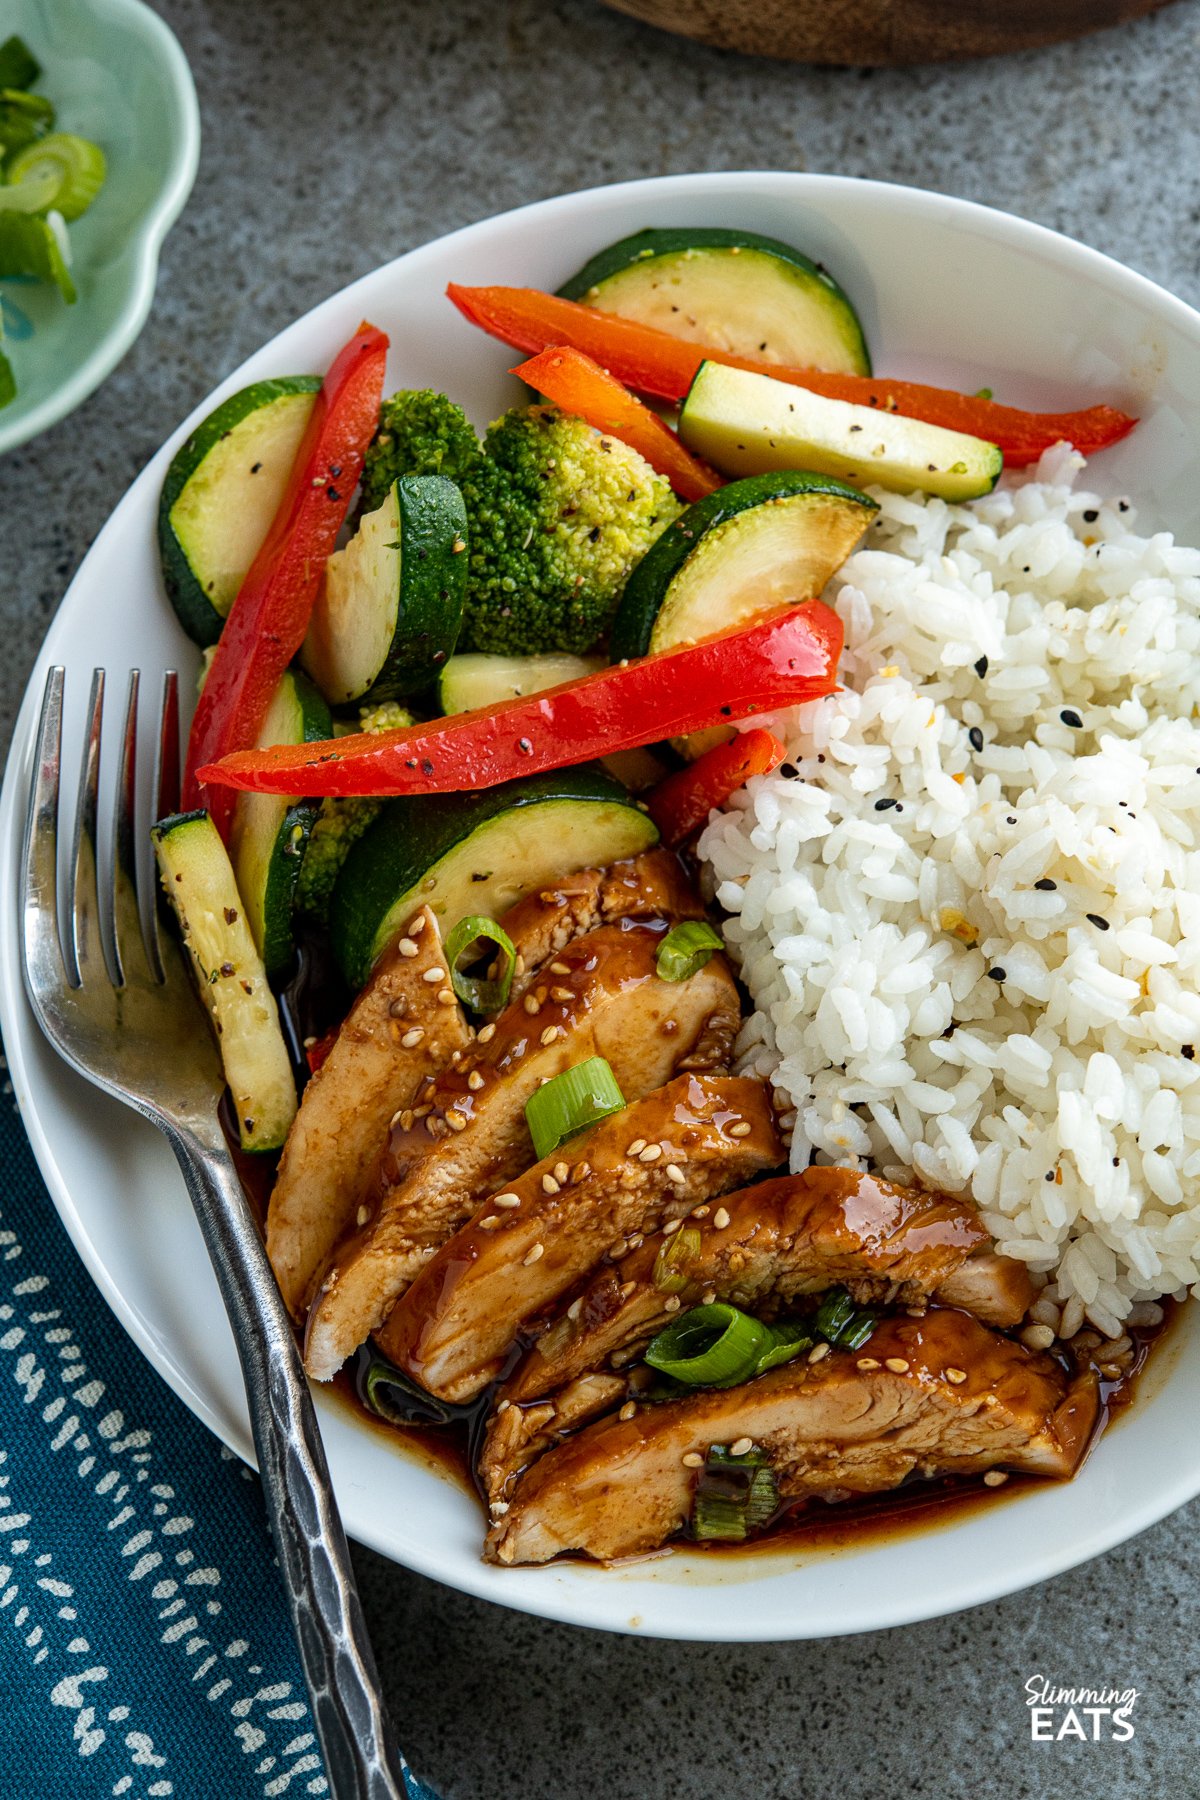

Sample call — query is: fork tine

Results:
[146,671,181,983]
[66,669,104,989]
[20,666,66,995]
[108,669,146,987]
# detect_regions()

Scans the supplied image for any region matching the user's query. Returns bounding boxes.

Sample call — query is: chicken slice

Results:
[487,1310,1100,1564]
[266,906,471,1317]
[480,1373,629,1508]
[503,1166,1035,1407]
[303,926,741,1380]
[498,849,704,995]
[374,1074,782,1400]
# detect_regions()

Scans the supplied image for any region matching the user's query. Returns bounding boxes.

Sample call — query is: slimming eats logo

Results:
[1025,1676,1139,1741]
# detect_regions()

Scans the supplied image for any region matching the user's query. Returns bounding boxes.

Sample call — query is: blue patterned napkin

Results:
[0,1037,438,1800]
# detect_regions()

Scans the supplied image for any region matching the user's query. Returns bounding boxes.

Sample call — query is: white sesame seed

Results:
[691,1204,710,1219]
[730,1436,753,1458]
[356,1205,370,1227]
[619,1401,637,1422]
[445,1110,467,1131]
[856,1357,880,1371]
[477,1022,496,1043]
[665,1163,685,1185]
[983,1470,1008,1487]
[467,1070,485,1090]
[409,913,427,934]
[626,1139,646,1157]
[550,986,573,1002]
[567,1297,583,1320]
[523,1243,544,1266]
[946,1367,968,1385]
[681,1452,704,1469]
[549,961,571,975]
[639,1143,663,1163]
[541,1174,560,1196]
[490,1500,509,1516]
[885,1357,910,1374]
[728,1121,753,1138]
[713,1208,731,1230]
[571,1161,591,1183]
[496,1398,510,1413]
[662,1218,682,1236]
[663,1294,682,1313]
[437,988,456,1005]
[610,1238,628,1259]
[523,994,541,1015]
[808,1341,831,1363]
[540,1025,560,1046]
[619,1279,636,1298]
[493,1193,521,1209]
[422,965,446,982]
[400,1027,425,1049]
[479,1216,501,1230]
[398,938,419,958]
[553,1161,569,1183]
[1021,1323,1056,1352]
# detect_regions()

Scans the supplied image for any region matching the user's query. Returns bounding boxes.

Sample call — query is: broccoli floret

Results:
[295,701,415,926]
[360,389,483,513]
[361,392,681,655]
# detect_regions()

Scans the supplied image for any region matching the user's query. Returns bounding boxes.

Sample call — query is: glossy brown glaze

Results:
[486,1310,1099,1565]
[501,1165,1033,1410]
[303,922,740,1380]
[375,1073,782,1401]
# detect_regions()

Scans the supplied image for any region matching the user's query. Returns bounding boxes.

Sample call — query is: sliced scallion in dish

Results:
[0,209,74,302]
[813,1285,879,1350]
[0,165,60,213]
[652,1226,703,1293]
[363,1352,459,1427]
[690,1446,780,1542]
[0,35,41,92]
[525,1056,625,1161]
[644,1302,809,1388]
[0,86,53,155]
[444,913,516,1016]
[656,920,723,982]
[8,132,107,221]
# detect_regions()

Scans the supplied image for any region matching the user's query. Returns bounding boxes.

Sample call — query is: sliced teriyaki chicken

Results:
[480,1373,630,1508]
[303,925,741,1380]
[486,1311,1101,1565]
[266,906,471,1318]
[502,1166,1037,1407]
[374,1074,782,1400]
[498,849,704,996]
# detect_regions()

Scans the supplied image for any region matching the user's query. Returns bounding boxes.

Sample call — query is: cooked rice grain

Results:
[700,446,1200,1332]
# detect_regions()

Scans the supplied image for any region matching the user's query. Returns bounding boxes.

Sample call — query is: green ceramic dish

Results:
[0,0,199,453]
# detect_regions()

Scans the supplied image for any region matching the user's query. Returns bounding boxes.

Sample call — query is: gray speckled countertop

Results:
[4,2,1199,1794]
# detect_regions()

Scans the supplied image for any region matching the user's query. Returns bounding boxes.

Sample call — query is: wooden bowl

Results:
[599,0,1178,64]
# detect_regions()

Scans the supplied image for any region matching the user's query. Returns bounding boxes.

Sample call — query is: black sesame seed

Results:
[1112,1156,1120,1167]
[1034,878,1057,891]
[974,656,989,677]
[780,762,799,779]
[1045,1171,1055,1182]
[1082,509,1099,524]
[1086,913,1110,931]
[968,726,984,752]
[987,967,1006,981]
[817,754,826,764]
[1119,500,1129,512]
[894,803,904,813]
[1006,816,1017,825]
[874,797,898,811]
[1184,1045,1196,1061]
[1060,709,1083,728]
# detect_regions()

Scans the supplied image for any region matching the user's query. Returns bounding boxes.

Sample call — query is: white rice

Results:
[699,444,1200,1335]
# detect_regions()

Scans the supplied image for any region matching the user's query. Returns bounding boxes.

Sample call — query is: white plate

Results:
[3,172,1199,1642]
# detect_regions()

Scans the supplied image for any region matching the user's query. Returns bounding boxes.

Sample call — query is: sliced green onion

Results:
[656,920,723,983]
[363,1352,456,1427]
[754,1320,813,1373]
[0,87,53,155]
[837,1311,879,1351]
[645,1302,769,1388]
[0,210,74,301]
[0,36,40,92]
[8,133,106,222]
[444,913,515,1016]
[691,1446,779,1542]
[525,1056,625,1161]
[812,1287,856,1343]
[0,166,61,213]
[652,1226,702,1294]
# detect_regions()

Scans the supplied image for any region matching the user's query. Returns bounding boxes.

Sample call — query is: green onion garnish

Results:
[363,1353,457,1427]
[0,36,39,91]
[656,920,723,982]
[646,1303,772,1389]
[0,165,62,214]
[0,211,74,302]
[444,913,516,1016]
[7,133,107,222]
[691,1446,779,1542]
[652,1226,702,1293]
[524,1056,625,1161]
[0,87,53,155]
[812,1285,879,1350]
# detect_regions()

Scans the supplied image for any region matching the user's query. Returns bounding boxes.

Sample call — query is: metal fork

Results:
[20,666,410,1800]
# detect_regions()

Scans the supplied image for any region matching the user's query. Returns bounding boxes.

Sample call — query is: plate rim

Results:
[4,167,1200,1640]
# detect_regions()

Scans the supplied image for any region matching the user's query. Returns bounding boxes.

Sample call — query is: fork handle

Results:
[165,1123,410,1800]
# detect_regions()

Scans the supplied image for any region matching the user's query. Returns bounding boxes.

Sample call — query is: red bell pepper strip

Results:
[512,346,721,502]
[197,604,843,800]
[645,728,787,848]
[182,321,390,836]
[448,285,1137,469]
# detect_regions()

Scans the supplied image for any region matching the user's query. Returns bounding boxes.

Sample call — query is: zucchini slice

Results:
[679,361,1003,503]
[610,469,875,662]
[302,474,468,706]
[559,227,870,377]
[437,651,602,715]
[152,811,298,1152]
[330,767,660,988]
[229,671,332,978]
[158,377,321,646]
